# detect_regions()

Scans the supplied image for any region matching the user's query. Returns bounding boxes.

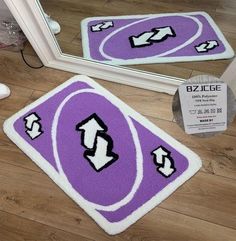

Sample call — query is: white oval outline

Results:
[99,15,203,60]
[51,89,143,212]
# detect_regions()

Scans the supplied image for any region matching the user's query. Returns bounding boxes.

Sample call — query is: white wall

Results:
[0,0,13,17]
[0,0,9,9]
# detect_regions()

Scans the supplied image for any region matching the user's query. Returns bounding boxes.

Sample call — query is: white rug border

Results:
[3,75,202,235]
[81,11,234,65]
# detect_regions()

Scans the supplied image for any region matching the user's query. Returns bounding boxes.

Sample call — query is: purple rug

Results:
[3,75,202,235]
[81,12,234,65]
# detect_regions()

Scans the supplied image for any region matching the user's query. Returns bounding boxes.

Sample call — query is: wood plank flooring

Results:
[0,0,236,240]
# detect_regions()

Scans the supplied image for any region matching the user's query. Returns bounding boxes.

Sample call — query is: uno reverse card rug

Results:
[4,75,202,235]
[81,12,234,65]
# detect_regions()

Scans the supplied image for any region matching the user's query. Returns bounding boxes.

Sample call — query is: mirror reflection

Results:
[39,0,235,80]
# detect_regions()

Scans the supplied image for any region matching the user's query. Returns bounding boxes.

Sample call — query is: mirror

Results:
[39,0,234,80]
[40,0,192,78]
[4,0,235,94]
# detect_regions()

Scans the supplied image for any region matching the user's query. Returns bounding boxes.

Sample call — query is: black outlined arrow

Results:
[158,157,176,177]
[151,145,176,178]
[76,113,107,149]
[91,21,114,32]
[24,113,40,129]
[129,26,176,48]
[84,133,119,172]
[24,112,43,140]
[152,146,170,165]
[76,113,119,172]
[195,40,219,53]
[26,122,43,139]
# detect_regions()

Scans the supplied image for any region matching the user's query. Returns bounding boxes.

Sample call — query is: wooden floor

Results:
[0,0,236,240]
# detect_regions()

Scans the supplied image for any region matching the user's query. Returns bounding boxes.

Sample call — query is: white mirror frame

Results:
[4,0,185,94]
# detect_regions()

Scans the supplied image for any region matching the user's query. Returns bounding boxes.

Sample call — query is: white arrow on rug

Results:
[150,27,175,41]
[130,26,175,47]
[207,40,218,49]
[24,113,40,129]
[195,40,218,53]
[91,21,113,32]
[152,146,176,177]
[86,135,115,171]
[158,156,176,177]
[152,146,169,165]
[77,117,106,149]
[131,32,155,47]
[26,122,43,139]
